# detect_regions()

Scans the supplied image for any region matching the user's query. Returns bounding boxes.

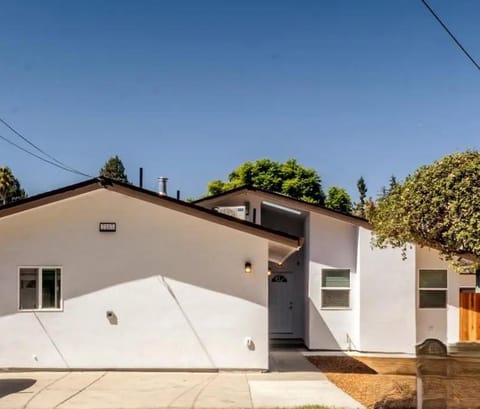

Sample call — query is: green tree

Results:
[100,155,129,183]
[0,167,26,205]
[354,176,368,217]
[389,175,398,191]
[379,174,398,199]
[325,186,353,213]
[368,151,480,266]
[206,158,325,204]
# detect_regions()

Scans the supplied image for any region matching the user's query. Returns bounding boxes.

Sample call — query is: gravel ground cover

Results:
[307,356,417,409]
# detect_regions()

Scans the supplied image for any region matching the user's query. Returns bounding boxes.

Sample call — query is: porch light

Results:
[245,262,252,274]
[267,269,272,276]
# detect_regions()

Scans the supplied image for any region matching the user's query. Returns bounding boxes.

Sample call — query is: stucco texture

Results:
[0,189,269,369]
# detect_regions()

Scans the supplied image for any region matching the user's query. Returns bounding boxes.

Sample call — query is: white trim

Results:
[17,266,63,312]
[320,269,351,309]
[262,201,302,215]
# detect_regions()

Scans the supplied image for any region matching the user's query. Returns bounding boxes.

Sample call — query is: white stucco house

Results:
[0,178,477,370]
[195,187,478,354]
[0,178,300,370]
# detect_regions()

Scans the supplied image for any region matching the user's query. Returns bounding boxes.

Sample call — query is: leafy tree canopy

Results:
[100,155,129,183]
[367,151,480,265]
[0,166,27,205]
[325,186,353,213]
[206,158,325,204]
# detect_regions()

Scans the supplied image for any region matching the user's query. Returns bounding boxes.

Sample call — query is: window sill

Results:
[418,307,447,310]
[18,308,63,313]
[321,307,352,311]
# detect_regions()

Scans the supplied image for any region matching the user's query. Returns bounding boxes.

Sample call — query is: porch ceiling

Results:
[268,238,304,265]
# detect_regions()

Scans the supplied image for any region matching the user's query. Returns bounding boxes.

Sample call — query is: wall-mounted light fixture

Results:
[244,262,252,274]
[267,268,272,276]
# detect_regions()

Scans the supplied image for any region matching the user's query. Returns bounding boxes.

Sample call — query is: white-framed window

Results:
[419,269,447,309]
[321,269,350,309]
[18,267,62,311]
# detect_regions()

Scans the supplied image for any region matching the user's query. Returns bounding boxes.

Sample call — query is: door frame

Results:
[268,271,295,336]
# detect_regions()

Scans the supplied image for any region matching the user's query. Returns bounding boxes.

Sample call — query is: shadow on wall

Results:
[0,378,36,398]
[0,195,271,317]
[308,299,344,350]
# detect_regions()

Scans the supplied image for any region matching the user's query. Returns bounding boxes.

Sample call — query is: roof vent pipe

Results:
[158,177,168,196]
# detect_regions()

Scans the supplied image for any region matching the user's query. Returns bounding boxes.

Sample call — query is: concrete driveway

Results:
[0,350,363,409]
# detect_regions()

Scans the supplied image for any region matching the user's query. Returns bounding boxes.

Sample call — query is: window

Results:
[19,267,62,310]
[321,269,350,308]
[419,269,447,309]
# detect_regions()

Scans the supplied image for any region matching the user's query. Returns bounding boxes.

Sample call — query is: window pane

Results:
[322,269,350,288]
[420,290,447,308]
[19,269,38,309]
[322,289,350,308]
[42,269,61,309]
[419,270,447,288]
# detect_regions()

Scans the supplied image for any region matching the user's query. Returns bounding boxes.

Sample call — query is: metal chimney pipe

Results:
[158,177,168,196]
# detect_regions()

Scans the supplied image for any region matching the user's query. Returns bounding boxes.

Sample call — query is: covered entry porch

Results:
[262,201,308,343]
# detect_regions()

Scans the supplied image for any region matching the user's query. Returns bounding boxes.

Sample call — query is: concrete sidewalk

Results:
[0,350,363,409]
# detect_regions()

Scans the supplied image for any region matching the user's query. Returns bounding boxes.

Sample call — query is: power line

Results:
[421,0,480,71]
[0,116,78,171]
[0,116,93,177]
[0,132,92,178]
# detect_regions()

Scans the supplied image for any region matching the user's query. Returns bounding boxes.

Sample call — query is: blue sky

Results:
[1,1,479,201]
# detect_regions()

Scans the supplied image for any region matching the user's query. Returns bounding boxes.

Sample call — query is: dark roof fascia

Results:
[0,178,101,217]
[192,186,250,203]
[194,185,372,228]
[0,178,302,249]
[104,180,302,248]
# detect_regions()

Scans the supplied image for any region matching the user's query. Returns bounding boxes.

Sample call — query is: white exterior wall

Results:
[0,189,269,369]
[416,247,475,345]
[357,228,416,354]
[307,213,359,350]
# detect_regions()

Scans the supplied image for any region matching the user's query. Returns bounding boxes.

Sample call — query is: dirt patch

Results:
[307,356,416,409]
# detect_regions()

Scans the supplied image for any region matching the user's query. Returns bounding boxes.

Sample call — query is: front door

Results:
[269,273,293,334]
[460,289,480,341]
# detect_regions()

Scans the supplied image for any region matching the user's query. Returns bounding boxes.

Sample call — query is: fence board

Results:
[460,293,480,341]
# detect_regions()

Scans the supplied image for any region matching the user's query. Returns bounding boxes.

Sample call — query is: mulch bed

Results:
[307,356,417,409]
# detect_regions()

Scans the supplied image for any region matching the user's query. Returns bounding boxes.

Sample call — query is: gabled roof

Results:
[0,178,303,263]
[194,186,372,229]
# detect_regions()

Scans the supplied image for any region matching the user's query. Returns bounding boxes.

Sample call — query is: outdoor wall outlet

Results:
[244,337,255,351]
[106,310,118,325]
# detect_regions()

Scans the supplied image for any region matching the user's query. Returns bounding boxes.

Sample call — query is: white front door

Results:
[269,273,294,334]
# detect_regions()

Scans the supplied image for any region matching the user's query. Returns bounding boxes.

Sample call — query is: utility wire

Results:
[0,116,93,177]
[421,0,480,71]
[0,116,79,171]
[0,132,92,177]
